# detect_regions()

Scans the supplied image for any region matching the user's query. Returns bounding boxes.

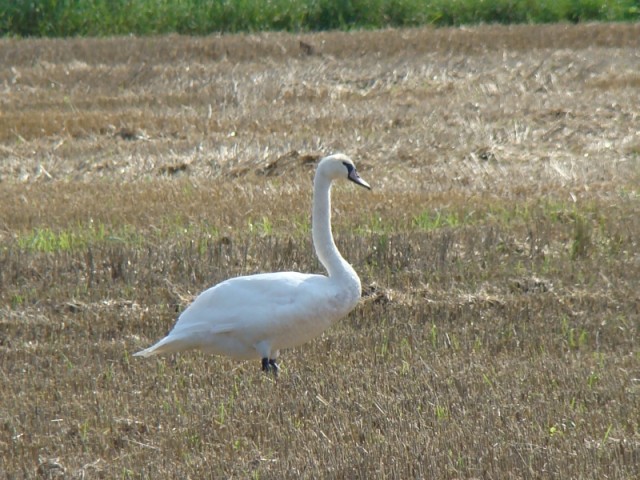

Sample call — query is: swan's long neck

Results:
[312,174,359,286]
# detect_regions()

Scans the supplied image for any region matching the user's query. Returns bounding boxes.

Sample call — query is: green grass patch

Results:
[413,209,464,231]
[15,223,143,252]
[2,0,639,37]
[409,199,598,232]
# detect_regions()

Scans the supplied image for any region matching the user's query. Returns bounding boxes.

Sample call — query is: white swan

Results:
[134,153,371,374]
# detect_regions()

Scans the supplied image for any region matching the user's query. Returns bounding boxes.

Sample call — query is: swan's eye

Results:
[342,161,354,173]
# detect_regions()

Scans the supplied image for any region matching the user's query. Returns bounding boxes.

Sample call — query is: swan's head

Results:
[318,153,371,190]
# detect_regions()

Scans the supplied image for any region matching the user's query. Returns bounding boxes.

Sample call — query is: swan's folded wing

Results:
[169,272,338,346]
[171,272,327,329]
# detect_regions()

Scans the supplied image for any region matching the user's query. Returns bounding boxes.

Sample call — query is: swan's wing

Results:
[164,272,342,356]
[180,272,327,321]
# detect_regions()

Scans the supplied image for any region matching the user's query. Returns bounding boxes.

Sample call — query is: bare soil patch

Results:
[1,23,639,479]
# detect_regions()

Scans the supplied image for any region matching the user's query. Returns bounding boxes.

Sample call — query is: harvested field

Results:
[1,23,640,479]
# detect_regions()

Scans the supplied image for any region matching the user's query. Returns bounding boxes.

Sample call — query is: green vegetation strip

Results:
[2,0,639,37]
[9,198,617,257]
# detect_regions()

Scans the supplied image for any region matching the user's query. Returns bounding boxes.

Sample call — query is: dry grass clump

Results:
[1,24,640,479]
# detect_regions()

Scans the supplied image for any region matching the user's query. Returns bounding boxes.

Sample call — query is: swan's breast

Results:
[266,278,361,350]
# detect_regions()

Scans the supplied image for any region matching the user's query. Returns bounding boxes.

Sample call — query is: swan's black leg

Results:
[268,358,279,373]
[261,357,279,376]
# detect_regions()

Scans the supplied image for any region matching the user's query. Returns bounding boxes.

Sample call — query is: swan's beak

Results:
[348,169,371,190]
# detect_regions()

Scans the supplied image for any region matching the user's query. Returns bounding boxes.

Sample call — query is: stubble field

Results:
[1,23,640,479]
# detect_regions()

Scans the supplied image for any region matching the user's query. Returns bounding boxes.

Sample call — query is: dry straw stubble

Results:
[1,23,640,479]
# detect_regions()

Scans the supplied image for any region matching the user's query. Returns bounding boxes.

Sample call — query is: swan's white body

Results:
[134,154,370,369]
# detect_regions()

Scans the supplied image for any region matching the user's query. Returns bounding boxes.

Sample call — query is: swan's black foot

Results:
[261,357,279,376]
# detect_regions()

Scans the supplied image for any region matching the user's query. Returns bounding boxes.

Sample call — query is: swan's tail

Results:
[133,335,197,358]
